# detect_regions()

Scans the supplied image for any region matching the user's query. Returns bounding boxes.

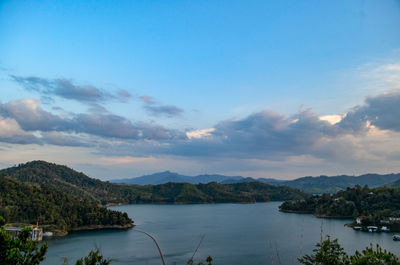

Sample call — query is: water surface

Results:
[43,202,400,265]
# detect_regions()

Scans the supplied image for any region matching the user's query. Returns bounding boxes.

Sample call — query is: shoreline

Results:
[49,223,135,237]
[105,200,292,207]
[280,209,353,219]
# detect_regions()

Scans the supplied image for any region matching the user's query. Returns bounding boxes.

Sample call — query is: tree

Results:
[298,237,350,265]
[0,225,48,265]
[74,249,111,265]
[351,244,399,265]
[0,216,114,265]
[299,237,400,265]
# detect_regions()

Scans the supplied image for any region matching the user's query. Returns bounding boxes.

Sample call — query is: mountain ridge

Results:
[0,160,308,205]
[111,171,245,185]
[112,171,400,194]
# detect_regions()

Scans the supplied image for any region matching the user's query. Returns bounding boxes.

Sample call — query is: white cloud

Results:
[358,61,400,93]
[319,114,344,125]
[0,116,25,137]
[186,128,215,139]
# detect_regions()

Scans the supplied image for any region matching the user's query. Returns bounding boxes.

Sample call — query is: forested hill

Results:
[280,185,400,224]
[279,173,400,194]
[128,181,309,203]
[0,175,133,235]
[0,161,309,205]
[1,160,116,204]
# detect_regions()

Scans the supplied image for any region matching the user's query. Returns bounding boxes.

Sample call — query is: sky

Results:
[1,0,400,180]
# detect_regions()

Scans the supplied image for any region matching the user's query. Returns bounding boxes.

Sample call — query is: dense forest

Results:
[132,181,309,203]
[280,185,400,227]
[0,161,309,234]
[1,161,309,205]
[0,176,133,235]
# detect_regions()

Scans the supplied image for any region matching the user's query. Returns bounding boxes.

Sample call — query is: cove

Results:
[42,202,400,265]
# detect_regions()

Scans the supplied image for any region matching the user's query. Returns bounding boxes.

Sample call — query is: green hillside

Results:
[1,161,128,205]
[0,175,133,235]
[0,160,310,235]
[280,185,400,230]
[1,161,309,205]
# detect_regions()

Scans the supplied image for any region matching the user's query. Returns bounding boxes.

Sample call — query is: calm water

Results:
[43,202,400,265]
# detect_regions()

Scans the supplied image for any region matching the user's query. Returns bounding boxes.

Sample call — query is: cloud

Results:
[0,99,71,131]
[358,62,400,94]
[0,99,184,141]
[170,109,348,159]
[373,63,400,88]
[40,131,94,147]
[140,95,184,118]
[96,108,350,160]
[186,128,215,139]
[0,115,40,145]
[319,114,343,125]
[11,75,131,103]
[2,89,400,171]
[99,89,400,162]
[11,75,184,119]
[140,95,156,105]
[339,90,400,132]
[144,105,184,117]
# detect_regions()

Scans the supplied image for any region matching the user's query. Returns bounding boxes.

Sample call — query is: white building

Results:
[5,226,43,241]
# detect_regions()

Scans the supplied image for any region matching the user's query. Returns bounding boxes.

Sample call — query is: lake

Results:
[43,202,400,265]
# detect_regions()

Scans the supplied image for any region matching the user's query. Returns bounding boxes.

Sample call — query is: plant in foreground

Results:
[299,236,400,265]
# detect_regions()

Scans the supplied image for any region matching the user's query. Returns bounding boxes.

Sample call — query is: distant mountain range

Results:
[112,171,400,194]
[280,173,400,194]
[112,171,285,185]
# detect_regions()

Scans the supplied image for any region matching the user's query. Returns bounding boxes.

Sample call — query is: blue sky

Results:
[1,0,400,180]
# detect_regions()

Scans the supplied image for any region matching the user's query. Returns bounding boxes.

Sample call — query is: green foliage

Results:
[280,185,400,224]
[1,161,309,206]
[0,216,5,226]
[0,217,115,265]
[0,176,133,233]
[141,181,308,204]
[0,225,48,265]
[351,244,400,265]
[0,160,307,235]
[298,237,349,265]
[74,249,111,265]
[299,237,400,265]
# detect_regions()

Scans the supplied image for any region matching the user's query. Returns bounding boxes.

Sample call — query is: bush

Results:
[299,236,400,265]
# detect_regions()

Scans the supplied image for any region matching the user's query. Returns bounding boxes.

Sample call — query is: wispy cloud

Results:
[140,95,184,118]
[0,99,184,141]
[11,75,131,103]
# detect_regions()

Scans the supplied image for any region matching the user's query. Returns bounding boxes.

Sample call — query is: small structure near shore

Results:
[381,226,390,232]
[356,216,368,224]
[5,225,43,241]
